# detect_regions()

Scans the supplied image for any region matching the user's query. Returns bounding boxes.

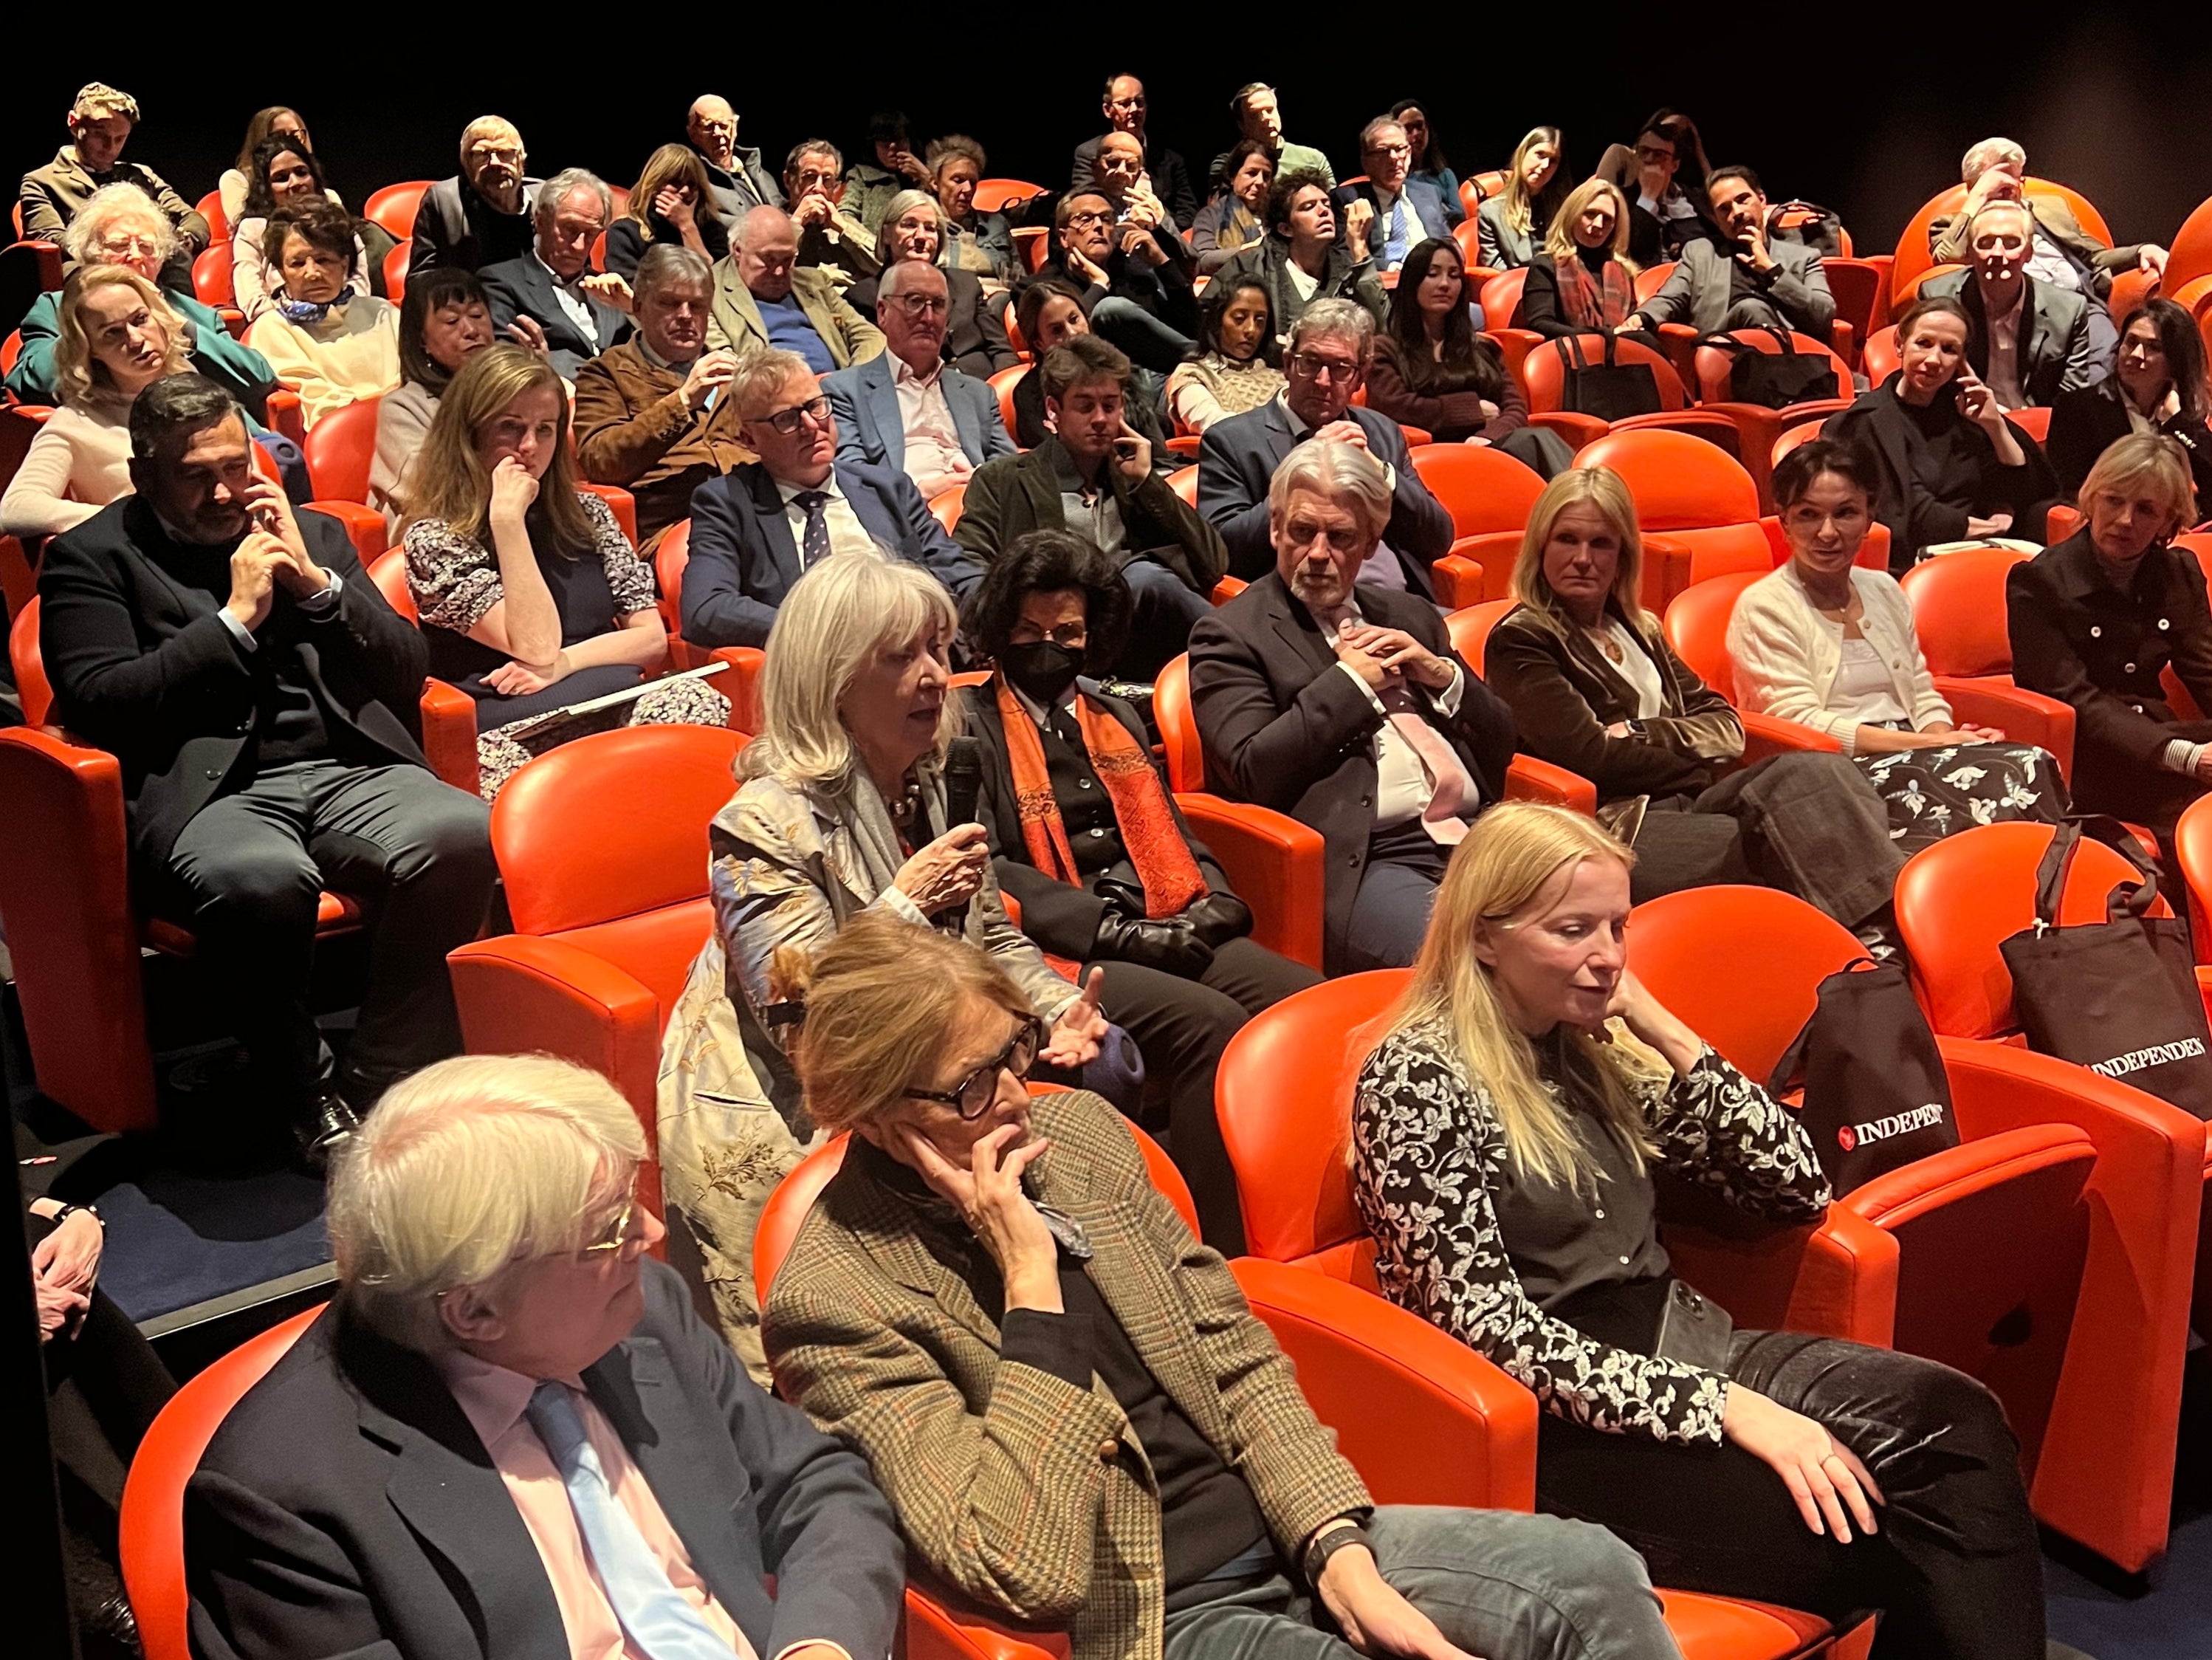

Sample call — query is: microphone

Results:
[944,736,983,833]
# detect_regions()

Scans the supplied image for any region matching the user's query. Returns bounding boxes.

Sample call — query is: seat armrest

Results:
[706,645,766,733]
[904,1581,1070,1660]
[417,679,480,795]
[303,498,387,564]
[1931,679,2075,778]
[265,389,305,445]
[1660,1188,1897,1347]
[1209,575,1248,606]
[1527,411,1608,452]
[1504,754,1597,814]
[1432,551,1484,610]
[1741,710,1842,764]
[1175,793,1325,972]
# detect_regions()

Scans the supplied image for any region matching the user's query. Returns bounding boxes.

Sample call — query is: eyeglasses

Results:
[889,294,950,316]
[1065,210,1111,227]
[1633,143,1676,165]
[469,145,523,165]
[1287,350,1359,383]
[97,234,162,258]
[1370,143,1413,159]
[791,169,838,191]
[1109,95,1147,112]
[753,395,831,436]
[905,1016,1044,1119]
[580,1186,651,1261]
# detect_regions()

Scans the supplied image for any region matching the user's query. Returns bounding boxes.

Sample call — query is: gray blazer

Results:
[822,351,1014,476]
[1635,236,1835,337]
[1919,270,2099,408]
[1475,197,1536,270]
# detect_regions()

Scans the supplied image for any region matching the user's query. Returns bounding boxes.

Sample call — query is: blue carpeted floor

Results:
[92,1165,330,1323]
[2047,1505,2212,1658]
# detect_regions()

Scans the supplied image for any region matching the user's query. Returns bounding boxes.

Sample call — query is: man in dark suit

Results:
[1034,191,1198,375]
[1620,165,1835,340]
[683,349,978,648]
[1189,440,1517,973]
[411,116,540,274]
[36,377,494,1160]
[1333,117,1452,278]
[1921,199,2101,408]
[823,261,1014,496]
[187,1052,906,1660]
[688,94,784,219]
[1197,298,1454,591]
[1070,74,1198,230]
[481,168,635,380]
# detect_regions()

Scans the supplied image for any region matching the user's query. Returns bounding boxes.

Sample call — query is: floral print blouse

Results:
[402,490,656,637]
[1350,1017,1831,1447]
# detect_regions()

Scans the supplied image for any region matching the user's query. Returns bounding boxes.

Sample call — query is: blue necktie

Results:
[793,490,832,570]
[526,1381,736,1660]
[1383,198,1409,270]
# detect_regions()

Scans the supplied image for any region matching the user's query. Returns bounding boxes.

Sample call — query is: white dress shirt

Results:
[892,356,974,493]
[1982,281,2029,411]
[774,472,876,566]
[533,248,600,348]
[1319,597,1466,826]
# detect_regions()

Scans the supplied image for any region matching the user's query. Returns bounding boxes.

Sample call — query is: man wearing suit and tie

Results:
[681,350,978,649]
[823,261,1014,498]
[1189,441,1517,973]
[1197,299,1454,591]
[185,1051,907,1660]
[707,205,885,373]
[479,169,635,381]
[1618,165,1835,340]
[1333,117,1452,278]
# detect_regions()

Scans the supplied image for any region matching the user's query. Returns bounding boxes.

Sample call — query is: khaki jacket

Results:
[706,261,885,368]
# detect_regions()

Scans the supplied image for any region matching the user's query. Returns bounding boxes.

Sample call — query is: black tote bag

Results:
[1553,335,1663,422]
[1706,326,1842,410]
[1770,958,1960,1193]
[1999,819,2212,1119]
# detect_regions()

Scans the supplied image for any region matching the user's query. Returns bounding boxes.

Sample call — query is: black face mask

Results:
[1001,639,1084,705]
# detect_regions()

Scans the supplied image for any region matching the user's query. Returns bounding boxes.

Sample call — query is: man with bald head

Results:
[412,115,541,273]
[706,205,884,371]
[824,261,1014,495]
[687,94,783,218]
[1071,73,1197,230]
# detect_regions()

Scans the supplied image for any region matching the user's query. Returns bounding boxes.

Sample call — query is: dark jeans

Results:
[2075,717,2212,878]
[1536,1330,2043,1660]
[1090,937,1322,1255]
[154,759,496,1115]
[1338,819,1452,973]
[1121,558,1215,682]
[1161,1505,1677,1660]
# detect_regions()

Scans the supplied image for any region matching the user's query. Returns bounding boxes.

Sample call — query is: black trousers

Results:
[2075,718,2212,881]
[153,759,496,1117]
[1090,936,1322,1255]
[1535,1330,2043,1660]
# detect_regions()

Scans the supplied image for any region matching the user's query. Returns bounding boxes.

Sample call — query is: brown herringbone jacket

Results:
[762,1091,1370,1660]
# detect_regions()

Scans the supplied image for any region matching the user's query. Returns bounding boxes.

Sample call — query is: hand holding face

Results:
[489,455,540,526]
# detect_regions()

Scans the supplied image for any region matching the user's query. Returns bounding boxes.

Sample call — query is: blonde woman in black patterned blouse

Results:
[1349,802,2045,1660]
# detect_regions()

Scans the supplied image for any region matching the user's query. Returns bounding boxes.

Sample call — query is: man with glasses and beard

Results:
[412,115,541,273]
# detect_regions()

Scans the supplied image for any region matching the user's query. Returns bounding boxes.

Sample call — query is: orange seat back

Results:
[1154,652,1203,792]
[1770,417,1827,469]
[1216,970,1411,1283]
[653,517,692,639]
[989,364,1026,438]
[1406,444,1546,539]
[365,550,417,622]
[2175,792,2212,950]
[1823,258,1884,352]
[2166,193,2212,294]
[383,239,411,302]
[1691,331,1850,406]
[1522,333,1691,415]
[195,189,228,243]
[1862,326,1900,388]
[929,482,966,532]
[303,393,382,504]
[363,180,433,240]
[2009,405,2053,444]
[1892,178,2111,296]
[10,594,52,725]
[1477,267,1529,330]
[1897,544,2036,676]
[973,179,1047,215]
[1633,261,1676,305]
[191,244,233,308]
[1660,569,1768,694]
[1578,428,1759,529]
[1444,600,1515,673]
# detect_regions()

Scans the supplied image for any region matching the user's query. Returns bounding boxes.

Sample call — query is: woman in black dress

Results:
[605,144,729,283]
[2047,297,2212,511]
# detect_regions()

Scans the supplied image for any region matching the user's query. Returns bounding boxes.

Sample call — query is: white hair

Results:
[1268,438,1392,540]
[63,182,175,267]
[535,167,611,229]
[1961,137,2026,185]
[327,1054,645,1351]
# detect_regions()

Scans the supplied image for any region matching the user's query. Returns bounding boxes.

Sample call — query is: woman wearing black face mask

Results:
[959,529,1322,1251]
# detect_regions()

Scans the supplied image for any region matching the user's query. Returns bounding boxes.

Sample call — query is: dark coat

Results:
[409,175,540,274]
[185,1262,904,1660]
[1187,573,1517,972]
[2046,377,2212,508]
[1071,134,1200,230]
[479,253,634,380]
[954,438,1226,598]
[682,458,979,648]
[38,500,427,862]
[1212,239,1384,352]
[1195,399,1454,591]
[1824,383,2059,572]
[1034,239,1200,339]
[1332,179,1454,253]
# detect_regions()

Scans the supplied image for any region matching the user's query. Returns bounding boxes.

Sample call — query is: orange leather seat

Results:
[1687,331,1855,508]
[1891,179,2112,299]
[1403,442,1546,604]
[1519,332,1742,460]
[1577,429,1768,607]
[1167,464,1198,508]
[1821,258,1884,366]
[1861,326,1899,389]
[382,239,411,302]
[649,517,765,729]
[303,391,382,504]
[972,179,1047,215]
[928,481,966,532]
[363,180,434,240]
[191,243,234,308]
[989,364,1026,439]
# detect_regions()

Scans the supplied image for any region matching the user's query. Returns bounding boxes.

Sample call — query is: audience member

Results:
[764,912,1682,1660]
[1922,197,2102,408]
[411,116,539,273]
[1090,133,1181,247]
[1931,137,2165,298]
[2009,432,2212,857]
[572,244,752,550]
[707,205,885,371]
[242,199,402,429]
[784,138,882,287]
[1034,189,1198,374]
[958,337,1225,677]
[842,111,932,236]
[478,169,634,380]
[1520,179,1638,340]
[39,375,494,1159]
[927,135,1017,289]
[1189,140,1274,275]
[681,349,977,648]
[19,83,207,288]
[1007,278,1167,450]
[1189,442,1515,971]
[218,106,319,227]
[843,191,1019,380]
[1197,299,1453,587]
[687,94,783,217]
[1215,82,1336,191]
[960,530,1322,1248]
[1368,239,1567,472]
[1391,97,1466,227]
[1071,73,1199,230]
[187,1051,906,1660]
[1335,118,1452,278]
[1620,165,1835,338]
[371,269,521,529]
[1,267,190,541]
[6,185,278,415]
[230,132,374,325]
[1731,440,2067,857]
[1825,296,2057,568]
[1596,109,1719,267]
[1215,170,1383,351]
[1165,276,1285,436]
[1351,801,2050,1660]
[605,143,729,282]
[824,260,1014,495]
[2049,299,2212,507]
[1476,126,1567,269]
[656,552,1124,1359]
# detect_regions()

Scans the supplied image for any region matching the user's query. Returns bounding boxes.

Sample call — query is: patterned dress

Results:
[1854,741,2066,859]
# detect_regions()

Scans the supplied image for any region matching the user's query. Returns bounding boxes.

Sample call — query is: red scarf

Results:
[1554,253,1635,332]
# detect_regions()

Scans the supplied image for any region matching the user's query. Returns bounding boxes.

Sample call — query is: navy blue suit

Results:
[480,253,633,380]
[681,458,982,648]
[822,352,1015,477]
[1332,179,1454,261]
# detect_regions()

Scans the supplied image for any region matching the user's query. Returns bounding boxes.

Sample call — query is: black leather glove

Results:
[1181,890,1253,950]
[1092,913,1216,977]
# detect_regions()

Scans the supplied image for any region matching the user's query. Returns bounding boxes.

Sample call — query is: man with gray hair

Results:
[687,93,783,218]
[1922,197,2100,408]
[574,244,752,549]
[783,138,882,287]
[185,1051,907,1660]
[1189,439,1517,972]
[1197,298,1454,589]
[1333,117,1452,275]
[481,168,635,380]
[19,81,207,284]
[411,115,541,273]
[707,205,885,371]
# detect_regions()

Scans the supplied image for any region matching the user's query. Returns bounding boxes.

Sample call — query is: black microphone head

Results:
[945,735,984,829]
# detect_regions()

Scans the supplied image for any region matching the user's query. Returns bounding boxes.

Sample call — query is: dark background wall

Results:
[8,19,2209,258]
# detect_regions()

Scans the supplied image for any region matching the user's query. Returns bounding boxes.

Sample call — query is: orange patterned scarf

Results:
[994,673,1207,919]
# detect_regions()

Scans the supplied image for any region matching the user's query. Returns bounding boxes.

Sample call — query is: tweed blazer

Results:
[705,262,885,368]
[764,1089,1370,1660]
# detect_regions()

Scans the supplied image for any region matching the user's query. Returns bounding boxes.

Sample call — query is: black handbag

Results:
[1552,335,1663,422]
[1704,326,1843,410]
[1999,819,2212,1119]
[1770,958,1960,1194]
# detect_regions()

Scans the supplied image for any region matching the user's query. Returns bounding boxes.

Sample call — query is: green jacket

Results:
[7,289,277,419]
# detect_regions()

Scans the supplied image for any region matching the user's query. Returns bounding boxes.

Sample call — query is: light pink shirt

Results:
[436,1351,758,1660]
[892,355,974,495]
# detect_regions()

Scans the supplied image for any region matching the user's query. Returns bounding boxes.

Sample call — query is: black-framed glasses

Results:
[1633,143,1676,165]
[906,1016,1044,1119]
[755,395,831,436]
[889,293,950,316]
[1065,209,1112,228]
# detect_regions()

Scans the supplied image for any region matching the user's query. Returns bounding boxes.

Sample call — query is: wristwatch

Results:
[49,1201,102,1229]
[1302,1519,1373,1586]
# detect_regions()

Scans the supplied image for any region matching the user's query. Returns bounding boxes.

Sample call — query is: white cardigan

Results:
[1726,563,1952,755]
[0,402,132,538]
